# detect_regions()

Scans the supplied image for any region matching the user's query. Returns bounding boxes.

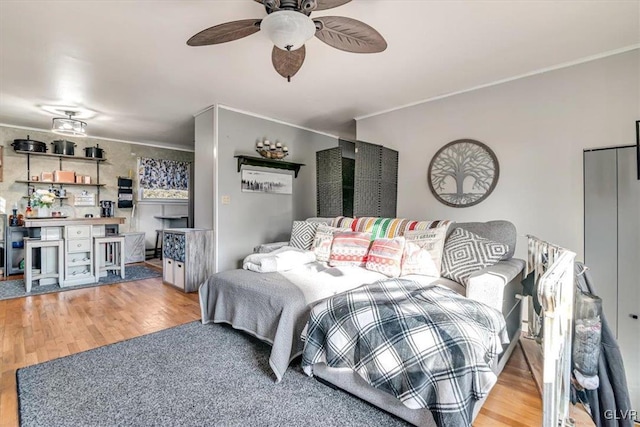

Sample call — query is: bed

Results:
[199,219,524,425]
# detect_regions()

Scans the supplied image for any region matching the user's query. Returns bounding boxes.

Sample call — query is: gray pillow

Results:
[450,220,515,260]
[289,221,319,250]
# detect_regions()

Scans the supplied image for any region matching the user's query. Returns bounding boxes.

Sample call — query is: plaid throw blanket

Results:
[301,279,507,427]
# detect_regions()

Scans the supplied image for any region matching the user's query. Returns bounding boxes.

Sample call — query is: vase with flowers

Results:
[30,189,56,217]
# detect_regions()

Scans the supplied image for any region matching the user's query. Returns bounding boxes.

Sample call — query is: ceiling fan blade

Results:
[315,0,352,11]
[272,46,306,82]
[314,16,387,53]
[187,19,261,46]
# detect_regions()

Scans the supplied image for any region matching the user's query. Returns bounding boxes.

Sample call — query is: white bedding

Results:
[242,246,316,273]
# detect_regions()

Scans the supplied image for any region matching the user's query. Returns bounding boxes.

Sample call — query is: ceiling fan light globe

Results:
[261,11,316,51]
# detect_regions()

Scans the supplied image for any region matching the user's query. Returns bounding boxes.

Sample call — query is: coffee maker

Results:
[100,200,115,217]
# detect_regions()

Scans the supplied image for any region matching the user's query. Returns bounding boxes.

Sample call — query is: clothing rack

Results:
[526,235,576,427]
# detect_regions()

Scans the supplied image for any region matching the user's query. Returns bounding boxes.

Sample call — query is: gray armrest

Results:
[466,258,525,312]
[253,241,290,254]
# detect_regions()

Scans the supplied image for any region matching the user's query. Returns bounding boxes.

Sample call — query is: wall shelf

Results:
[14,151,107,203]
[16,180,105,187]
[13,150,107,162]
[234,155,305,178]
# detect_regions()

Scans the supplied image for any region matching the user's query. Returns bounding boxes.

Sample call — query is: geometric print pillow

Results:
[289,221,320,251]
[441,228,509,287]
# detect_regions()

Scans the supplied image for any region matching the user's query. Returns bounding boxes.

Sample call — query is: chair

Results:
[94,235,125,280]
[154,229,163,260]
[24,237,64,292]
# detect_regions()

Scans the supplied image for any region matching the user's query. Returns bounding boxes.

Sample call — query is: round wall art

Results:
[428,139,499,208]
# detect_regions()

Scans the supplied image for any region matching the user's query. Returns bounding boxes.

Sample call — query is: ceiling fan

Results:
[187,0,387,82]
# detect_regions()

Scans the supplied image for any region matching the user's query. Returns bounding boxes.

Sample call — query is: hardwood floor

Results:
[0,276,589,426]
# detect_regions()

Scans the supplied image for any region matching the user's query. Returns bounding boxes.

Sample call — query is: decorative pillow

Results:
[331,216,356,230]
[400,219,453,235]
[329,232,373,267]
[311,225,348,263]
[400,228,448,277]
[289,221,320,250]
[365,237,406,277]
[441,228,509,286]
[349,217,453,240]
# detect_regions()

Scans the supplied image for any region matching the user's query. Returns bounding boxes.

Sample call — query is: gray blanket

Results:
[198,264,424,382]
[199,270,309,383]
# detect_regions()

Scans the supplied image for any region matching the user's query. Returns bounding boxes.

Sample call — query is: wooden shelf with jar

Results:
[13,149,107,202]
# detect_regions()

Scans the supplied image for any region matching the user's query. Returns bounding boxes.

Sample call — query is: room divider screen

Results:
[316,139,398,218]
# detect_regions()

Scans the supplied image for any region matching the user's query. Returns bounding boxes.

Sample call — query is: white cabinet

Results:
[162,228,214,292]
[62,225,95,286]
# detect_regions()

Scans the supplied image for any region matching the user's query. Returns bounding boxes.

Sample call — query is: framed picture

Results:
[428,139,499,208]
[138,157,190,200]
[241,169,293,195]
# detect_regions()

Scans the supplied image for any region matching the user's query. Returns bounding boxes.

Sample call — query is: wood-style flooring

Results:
[0,274,589,426]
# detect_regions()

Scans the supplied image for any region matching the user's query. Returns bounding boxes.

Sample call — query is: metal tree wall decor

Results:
[428,139,499,208]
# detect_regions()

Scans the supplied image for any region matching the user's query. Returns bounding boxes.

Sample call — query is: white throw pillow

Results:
[311,224,349,263]
[400,228,447,277]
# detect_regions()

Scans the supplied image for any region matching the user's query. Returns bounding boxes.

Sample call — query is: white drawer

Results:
[163,258,174,284]
[67,255,91,266]
[66,225,91,239]
[174,261,185,290]
[66,266,92,278]
[41,227,63,241]
[67,239,91,253]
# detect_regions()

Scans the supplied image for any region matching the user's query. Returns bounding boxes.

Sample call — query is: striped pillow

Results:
[365,237,406,278]
[329,232,372,267]
[331,216,357,229]
[348,217,453,240]
[400,219,452,235]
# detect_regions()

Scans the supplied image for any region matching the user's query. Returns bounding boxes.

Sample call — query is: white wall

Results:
[357,50,639,260]
[197,106,338,272]
[194,107,216,231]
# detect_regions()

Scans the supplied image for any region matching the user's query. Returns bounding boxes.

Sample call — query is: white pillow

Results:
[400,227,447,277]
[311,224,349,263]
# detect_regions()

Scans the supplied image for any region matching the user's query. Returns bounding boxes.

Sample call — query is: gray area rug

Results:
[17,322,409,427]
[0,265,161,301]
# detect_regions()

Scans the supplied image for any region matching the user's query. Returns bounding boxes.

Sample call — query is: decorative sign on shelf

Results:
[73,191,96,206]
[428,139,499,208]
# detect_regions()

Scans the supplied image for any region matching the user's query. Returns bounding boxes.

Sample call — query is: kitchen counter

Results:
[23,217,126,228]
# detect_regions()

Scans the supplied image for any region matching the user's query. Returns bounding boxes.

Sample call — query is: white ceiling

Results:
[0,1,638,150]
